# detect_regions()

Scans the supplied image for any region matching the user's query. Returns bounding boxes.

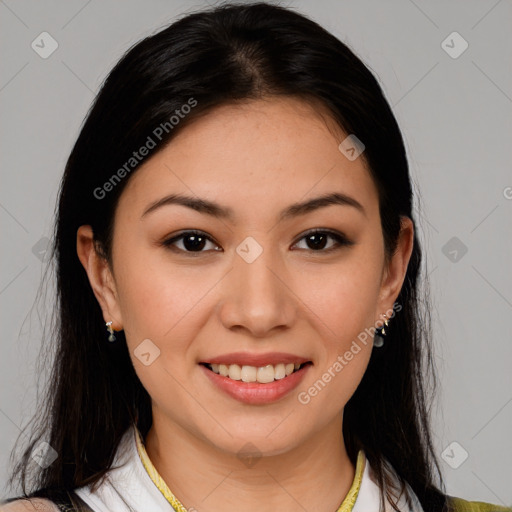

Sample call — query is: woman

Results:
[2,2,510,511]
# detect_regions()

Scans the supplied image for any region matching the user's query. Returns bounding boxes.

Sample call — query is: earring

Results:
[373,314,389,348]
[106,321,116,342]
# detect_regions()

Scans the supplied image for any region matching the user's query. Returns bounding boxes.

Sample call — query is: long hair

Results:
[6,2,447,511]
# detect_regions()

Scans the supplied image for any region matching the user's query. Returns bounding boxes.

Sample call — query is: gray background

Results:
[1,0,511,506]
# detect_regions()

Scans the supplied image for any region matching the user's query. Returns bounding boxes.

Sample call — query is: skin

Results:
[77,96,414,512]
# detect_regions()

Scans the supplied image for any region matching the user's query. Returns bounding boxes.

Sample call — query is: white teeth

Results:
[257,365,275,384]
[274,363,286,380]
[228,364,242,380]
[241,365,257,382]
[206,362,305,383]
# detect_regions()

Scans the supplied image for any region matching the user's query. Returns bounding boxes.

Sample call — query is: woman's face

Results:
[78,96,413,456]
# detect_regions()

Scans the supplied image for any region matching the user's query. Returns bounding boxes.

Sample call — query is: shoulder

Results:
[0,497,60,511]
[447,495,512,512]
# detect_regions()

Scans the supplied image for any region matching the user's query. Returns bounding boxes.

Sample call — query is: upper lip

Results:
[200,352,311,367]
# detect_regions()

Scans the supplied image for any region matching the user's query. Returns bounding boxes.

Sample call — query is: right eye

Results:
[160,230,222,255]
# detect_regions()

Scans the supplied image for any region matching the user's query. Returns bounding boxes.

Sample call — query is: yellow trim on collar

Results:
[337,450,366,512]
[135,426,366,512]
[135,426,188,512]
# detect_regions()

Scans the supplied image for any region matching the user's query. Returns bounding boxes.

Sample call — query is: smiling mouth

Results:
[200,362,312,384]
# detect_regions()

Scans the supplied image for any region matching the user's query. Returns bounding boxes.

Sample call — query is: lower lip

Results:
[200,364,311,405]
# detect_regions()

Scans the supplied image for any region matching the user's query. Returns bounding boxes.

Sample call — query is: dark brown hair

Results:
[6,2,447,511]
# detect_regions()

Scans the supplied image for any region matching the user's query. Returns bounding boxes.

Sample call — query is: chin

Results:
[202,419,307,458]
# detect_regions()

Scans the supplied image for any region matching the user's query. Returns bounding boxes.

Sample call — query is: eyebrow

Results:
[141,191,366,221]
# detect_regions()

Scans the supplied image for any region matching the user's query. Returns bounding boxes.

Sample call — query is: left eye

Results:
[161,229,352,254]
[292,229,352,252]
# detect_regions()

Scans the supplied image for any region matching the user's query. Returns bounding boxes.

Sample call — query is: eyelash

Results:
[160,229,353,255]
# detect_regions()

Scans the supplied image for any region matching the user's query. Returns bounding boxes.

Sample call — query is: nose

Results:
[217,238,296,338]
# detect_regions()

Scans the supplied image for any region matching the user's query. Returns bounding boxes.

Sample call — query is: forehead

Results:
[117,96,379,224]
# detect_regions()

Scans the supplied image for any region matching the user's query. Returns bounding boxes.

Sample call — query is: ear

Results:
[76,225,123,331]
[375,216,414,323]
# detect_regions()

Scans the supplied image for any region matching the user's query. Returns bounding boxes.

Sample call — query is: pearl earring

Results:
[106,321,116,342]
[373,314,389,348]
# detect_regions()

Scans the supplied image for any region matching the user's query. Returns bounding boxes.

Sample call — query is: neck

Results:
[144,414,356,512]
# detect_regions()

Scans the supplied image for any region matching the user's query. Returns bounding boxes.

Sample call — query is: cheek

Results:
[114,248,219,391]
[116,261,198,411]
[113,238,190,336]
[296,244,382,399]
[297,280,375,415]
[301,253,382,341]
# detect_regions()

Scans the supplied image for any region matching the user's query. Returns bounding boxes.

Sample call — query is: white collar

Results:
[75,425,424,512]
[353,452,424,512]
[76,426,172,511]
